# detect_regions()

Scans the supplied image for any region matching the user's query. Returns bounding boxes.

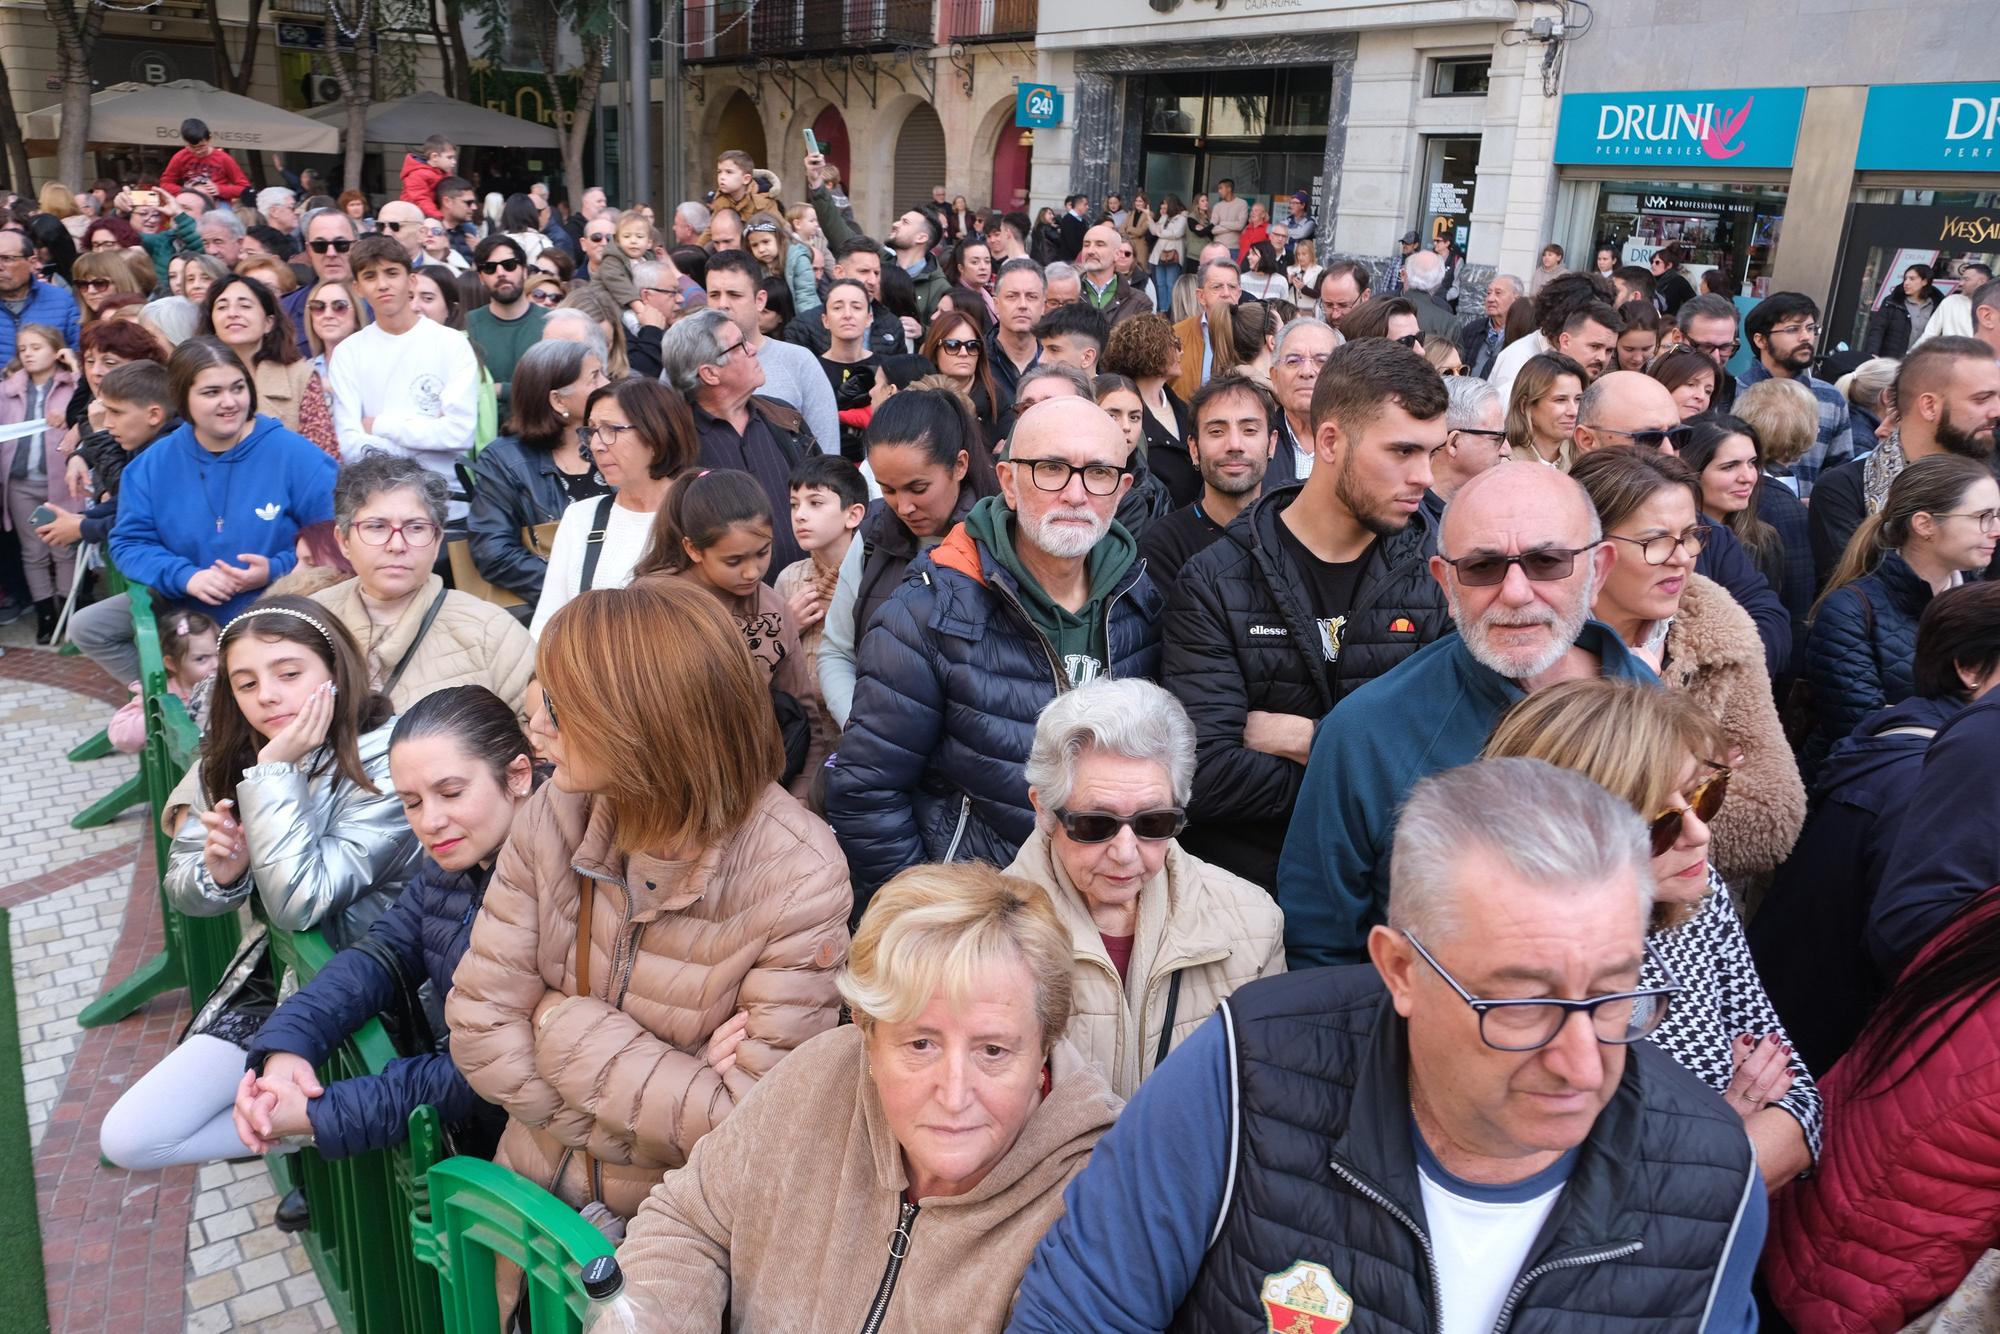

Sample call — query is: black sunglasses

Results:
[1055,807,1187,844]
[308,238,354,254]
[479,258,524,275]
[1438,543,1599,587]
[1395,332,1424,348]
[937,337,981,354]
[1648,766,1729,857]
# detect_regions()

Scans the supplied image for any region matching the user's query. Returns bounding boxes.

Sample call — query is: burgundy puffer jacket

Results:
[1764,893,2000,1331]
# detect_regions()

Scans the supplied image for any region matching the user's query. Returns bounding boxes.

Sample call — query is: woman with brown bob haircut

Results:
[448,576,853,1231]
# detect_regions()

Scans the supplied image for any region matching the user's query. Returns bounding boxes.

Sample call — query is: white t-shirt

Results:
[327,316,480,511]
[528,496,656,639]
[1486,330,1550,404]
[1415,1130,1573,1334]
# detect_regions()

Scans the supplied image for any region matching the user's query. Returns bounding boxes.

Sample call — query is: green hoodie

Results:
[962,495,1137,685]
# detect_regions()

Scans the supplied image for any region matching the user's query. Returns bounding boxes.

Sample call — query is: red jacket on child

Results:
[159,146,249,202]
[400,154,446,218]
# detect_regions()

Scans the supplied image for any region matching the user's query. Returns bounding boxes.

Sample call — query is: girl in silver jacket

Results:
[100,597,421,1171]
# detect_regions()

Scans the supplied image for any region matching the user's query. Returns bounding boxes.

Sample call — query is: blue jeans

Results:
[1153,261,1184,314]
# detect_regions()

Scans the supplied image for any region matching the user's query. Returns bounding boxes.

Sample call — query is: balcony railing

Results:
[683,0,935,63]
[939,0,1037,42]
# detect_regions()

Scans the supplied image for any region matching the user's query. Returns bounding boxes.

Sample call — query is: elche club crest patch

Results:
[1261,1259,1353,1333]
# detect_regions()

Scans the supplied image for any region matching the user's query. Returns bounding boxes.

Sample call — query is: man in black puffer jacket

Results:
[826,397,1163,916]
[1165,338,1451,890]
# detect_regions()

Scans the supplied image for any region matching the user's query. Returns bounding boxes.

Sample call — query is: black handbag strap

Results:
[381,587,449,699]
[576,494,617,593]
[1154,969,1184,1072]
[349,934,437,1053]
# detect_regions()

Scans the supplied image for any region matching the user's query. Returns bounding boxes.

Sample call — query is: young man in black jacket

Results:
[1162,338,1451,889]
[1138,373,1275,592]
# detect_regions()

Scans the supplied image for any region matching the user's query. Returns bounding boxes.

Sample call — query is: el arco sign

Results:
[1857,82,2000,172]
[1554,88,1806,170]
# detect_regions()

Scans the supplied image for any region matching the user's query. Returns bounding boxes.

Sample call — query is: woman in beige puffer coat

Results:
[446,578,851,1223]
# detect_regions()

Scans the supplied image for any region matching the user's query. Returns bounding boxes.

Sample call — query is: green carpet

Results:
[0,909,51,1333]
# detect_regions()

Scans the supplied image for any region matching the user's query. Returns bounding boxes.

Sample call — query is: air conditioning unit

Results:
[305,74,343,105]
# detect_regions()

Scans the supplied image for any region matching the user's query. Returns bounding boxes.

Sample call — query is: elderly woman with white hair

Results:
[613,860,1120,1332]
[1006,678,1284,1099]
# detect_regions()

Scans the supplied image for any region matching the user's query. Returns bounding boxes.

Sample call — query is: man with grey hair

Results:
[1425,375,1507,515]
[673,200,710,249]
[257,186,300,240]
[1011,757,1765,1334]
[1400,248,1458,345]
[665,307,813,575]
[990,256,1046,415]
[279,206,357,354]
[1458,273,1521,378]
[826,395,1163,908]
[1043,260,1082,310]
[699,248,838,454]
[1275,460,1654,966]
[1172,258,1243,400]
[198,207,246,266]
[1264,317,1335,487]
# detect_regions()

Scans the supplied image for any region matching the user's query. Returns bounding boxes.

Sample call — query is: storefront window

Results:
[1828,199,2000,355]
[1420,136,1480,254]
[1592,180,1789,298]
[1138,67,1333,215]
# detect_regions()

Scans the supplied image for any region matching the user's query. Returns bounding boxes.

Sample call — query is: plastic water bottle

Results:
[580,1255,641,1333]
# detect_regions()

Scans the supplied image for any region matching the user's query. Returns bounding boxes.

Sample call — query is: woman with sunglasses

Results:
[1572,448,1805,885]
[1483,677,1820,1190]
[1804,454,2000,772]
[1007,677,1282,1099]
[69,249,148,325]
[919,309,999,444]
[526,276,565,309]
[420,218,470,275]
[1505,351,1585,470]
[300,277,365,459]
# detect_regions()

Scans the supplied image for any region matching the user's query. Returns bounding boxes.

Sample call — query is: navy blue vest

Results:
[1171,967,1756,1333]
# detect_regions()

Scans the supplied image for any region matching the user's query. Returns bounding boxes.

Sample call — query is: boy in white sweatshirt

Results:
[329,234,479,515]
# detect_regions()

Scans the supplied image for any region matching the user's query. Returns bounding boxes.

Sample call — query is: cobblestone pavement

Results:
[1,641,331,1332]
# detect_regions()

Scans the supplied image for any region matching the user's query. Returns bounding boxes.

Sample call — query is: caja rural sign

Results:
[1857,82,2000,171]
[1554,88,1806,169]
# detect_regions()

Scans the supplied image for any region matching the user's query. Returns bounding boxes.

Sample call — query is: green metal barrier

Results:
[412,1156,612,1334]
[79,590,242,1028]
[263,927,447,1334]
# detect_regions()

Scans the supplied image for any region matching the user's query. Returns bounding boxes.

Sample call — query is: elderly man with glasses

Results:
[826,396,1164,914]
[1425,374,1507,517]
[1009,758,1765,1334]
[0,228,79,361]
[279,207,357,355]
[1576,371,1791,675]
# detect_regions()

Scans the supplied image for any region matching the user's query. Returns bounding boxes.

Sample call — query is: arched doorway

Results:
[810,106,851,187]
[990,125,1030,214]
[891,102,946,218]
[715,91,768,173]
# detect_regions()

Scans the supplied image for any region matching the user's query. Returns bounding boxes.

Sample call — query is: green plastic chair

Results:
[411,1155,612,1334]
[79,591,241,1028]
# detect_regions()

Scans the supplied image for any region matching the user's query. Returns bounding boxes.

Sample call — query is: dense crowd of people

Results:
[7,114,2000,1332]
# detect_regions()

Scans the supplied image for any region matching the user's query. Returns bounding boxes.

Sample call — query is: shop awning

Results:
[22,80,340,155]
[303,90,559,149]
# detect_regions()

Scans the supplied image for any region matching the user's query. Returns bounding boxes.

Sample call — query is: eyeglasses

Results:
[307,299,352,315]
[642,286,677,297]
[585,232,614,244]
[77,278,114,292]
[937,338,980,354]
[1648,766,1730,857]
[380,221,408,232]
[478,258,523,275]
[1935,508,2000,533]
[1434,426,1507,456]
[1404,931,1679,1053]
[587,422,639,443]
[541,688,559,732]
[1689,338,1740,358]
[1017,457,1133,496]
[1437,543,1598,586]
[1394,332,1424,349]
[1608,525,1708,565]
[528,289,562,305]
[349,517,440,547]
[1769,322,1820,340]
[1278,352,1331,370]
[308,238,355,255]
[711,337,754,364]
[1054,806,1187,844]
[1594,423,1695,453]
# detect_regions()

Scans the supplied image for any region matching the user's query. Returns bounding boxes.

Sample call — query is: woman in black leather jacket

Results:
[467,339,612,612]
